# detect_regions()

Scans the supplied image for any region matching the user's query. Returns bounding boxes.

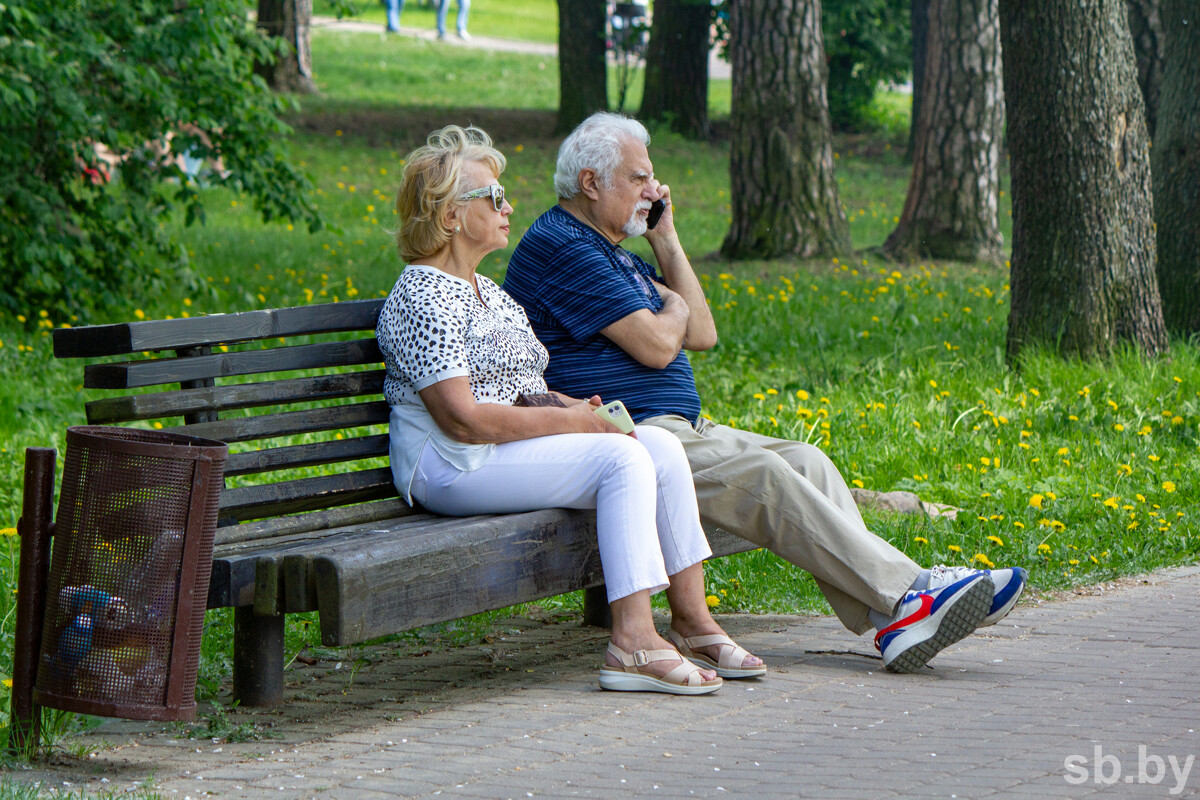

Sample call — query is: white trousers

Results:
[411,426,712,604]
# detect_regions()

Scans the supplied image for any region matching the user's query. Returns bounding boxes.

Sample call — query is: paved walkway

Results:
[309,15,733,80]
[13,565,1200,798]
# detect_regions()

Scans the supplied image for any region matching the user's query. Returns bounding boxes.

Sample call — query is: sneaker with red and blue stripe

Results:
[927,565,1028,626]
[874,573,993,673]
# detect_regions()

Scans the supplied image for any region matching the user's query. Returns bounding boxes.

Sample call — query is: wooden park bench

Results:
[33,298,756,709]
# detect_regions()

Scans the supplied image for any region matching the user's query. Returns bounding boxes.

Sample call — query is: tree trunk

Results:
[1127,0,1163,137]
[640,0,711,139]
[556,0,609,134]
[721,0,851,260]
[1152,0,1200,335]
[884,0,1003,264]
[255,0,317,94]
[906,0,929,161]
[1001,0,1167,363]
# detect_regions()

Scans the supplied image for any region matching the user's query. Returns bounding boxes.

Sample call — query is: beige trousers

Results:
[644,415,921,635]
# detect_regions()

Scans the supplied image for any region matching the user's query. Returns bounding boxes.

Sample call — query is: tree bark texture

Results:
[720,0,851,259]
[884,0,1003,264]
[556,0,609,134]
[1001,0,1167,363]
[255,0,317,94]
[1127,0,1163,137]
[640,0,712,139]
[1152,0,1200,334]
[906,0,929,161]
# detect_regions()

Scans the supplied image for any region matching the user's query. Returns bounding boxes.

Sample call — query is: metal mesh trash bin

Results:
[34,426,227,721]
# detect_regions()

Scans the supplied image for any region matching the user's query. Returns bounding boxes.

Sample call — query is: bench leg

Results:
[582,585,612,628]
[232,607,284,707]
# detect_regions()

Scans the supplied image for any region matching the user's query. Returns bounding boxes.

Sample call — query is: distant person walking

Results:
[384,0,404,33]
[437,0,470,40]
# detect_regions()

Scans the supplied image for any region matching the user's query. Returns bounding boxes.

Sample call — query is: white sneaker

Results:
[928,565,1028,626]
[457,29,471,40]
[874,573,992,673]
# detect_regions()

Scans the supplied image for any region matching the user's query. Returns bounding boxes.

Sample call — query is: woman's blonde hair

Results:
[395,125,506,262]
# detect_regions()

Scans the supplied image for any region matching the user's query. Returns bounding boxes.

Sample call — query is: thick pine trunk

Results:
[255,0,317,94]
[556,0,609,134]
[640,0,711,139]
[1152,0,1200,334]
[884,0,1003,263]
[1127,0,1163,137]
[906,0,929,162]
[721,0,850,259]
[1001,0,1167,362]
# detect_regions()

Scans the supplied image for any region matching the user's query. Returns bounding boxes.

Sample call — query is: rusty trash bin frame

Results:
[8,426,226,751]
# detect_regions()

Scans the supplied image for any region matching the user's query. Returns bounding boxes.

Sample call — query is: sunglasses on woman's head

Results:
[459,184,506,211]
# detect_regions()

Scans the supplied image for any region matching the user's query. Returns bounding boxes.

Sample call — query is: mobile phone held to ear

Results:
[647,198,666,230]
[595,400,636,434]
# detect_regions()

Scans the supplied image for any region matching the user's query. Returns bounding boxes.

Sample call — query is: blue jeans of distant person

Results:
[385,0,405,31]
[437,0,469,37]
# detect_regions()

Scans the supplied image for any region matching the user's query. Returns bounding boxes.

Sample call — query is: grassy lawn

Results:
[0,25,1196,747]
[317,0,560,44]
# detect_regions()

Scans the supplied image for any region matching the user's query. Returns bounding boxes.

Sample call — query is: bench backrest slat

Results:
[55,300,405,544]
[214,498,413,547]
[55,299,386,358]
[162,400,389,444]
[219,467,397,524]
[83,339,383,389]
[84,370,386,424]
[224,434,389,477]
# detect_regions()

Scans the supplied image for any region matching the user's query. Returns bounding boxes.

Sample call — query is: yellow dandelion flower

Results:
[852,479,864,488]
[1037,543,1051,554]
[913,536,928,545]
[1113,423,1125,432]
[1163,481,1176,493]
[705,594,720,608]
[1117,464,1133,476]
[1029,494,1044,509]
[1068,559,1080,566]
[1013,521,1025,529]
[1103,497,1119,509]
[948,544,962,553]
[973,553,995,569]
[752,393,765,401]
[0,527,16,537]
[987,535,1004,546]
[1056,447,1069,456]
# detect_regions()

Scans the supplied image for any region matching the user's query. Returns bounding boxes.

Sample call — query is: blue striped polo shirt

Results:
[504,205,702,424]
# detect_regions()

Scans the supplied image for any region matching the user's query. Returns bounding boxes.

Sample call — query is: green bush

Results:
[0,0,322,323]
[824,0,911,131]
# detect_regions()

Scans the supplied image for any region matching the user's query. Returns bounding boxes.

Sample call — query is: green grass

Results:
[0,23,1196,752]
[318,0,560,44]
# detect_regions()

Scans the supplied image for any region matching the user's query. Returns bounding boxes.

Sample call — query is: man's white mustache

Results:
[635,200,652,212]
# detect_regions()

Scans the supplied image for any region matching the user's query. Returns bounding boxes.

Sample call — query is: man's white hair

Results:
[553,112,651,200]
